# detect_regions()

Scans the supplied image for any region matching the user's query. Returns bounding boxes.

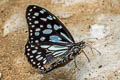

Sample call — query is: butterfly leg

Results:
[73,50,83,70]
[74,56,77,68]
[82,50,90,62]
[73,53,80,70]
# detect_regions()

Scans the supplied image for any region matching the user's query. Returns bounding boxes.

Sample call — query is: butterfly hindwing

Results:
[25,5,74,73]
[25,42,70,72]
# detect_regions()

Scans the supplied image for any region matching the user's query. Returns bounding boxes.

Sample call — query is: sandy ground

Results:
[0,0,120,80]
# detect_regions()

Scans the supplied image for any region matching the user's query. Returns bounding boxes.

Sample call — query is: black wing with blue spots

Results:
[25,5,75,73]
[26,5,74,44]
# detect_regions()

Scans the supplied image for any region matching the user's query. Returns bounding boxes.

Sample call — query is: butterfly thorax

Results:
[75,41,86,49]
[65,41,86,59]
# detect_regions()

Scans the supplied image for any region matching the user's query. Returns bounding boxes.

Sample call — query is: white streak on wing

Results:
[32,50,37,54]
[40,45,50,48]
[54,50,67,57]
[40,18,47,21]
[49,40,68,43]
[53,50,67,55]
[48,45,68,51]
[47,15,53,20]
[31,45,34,47]
[60,32,73,43]
[37,62,40,66]
[29,9,32,12]
[40,10,44,14]
[36,55,41,59]
[43,60,47,64]
[37,57,43,61]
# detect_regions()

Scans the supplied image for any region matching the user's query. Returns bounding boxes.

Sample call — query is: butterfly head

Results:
[77,41,86,49]
[71,41,86,54]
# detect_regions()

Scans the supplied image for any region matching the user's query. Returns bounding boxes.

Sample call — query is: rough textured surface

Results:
[0,72,1,79]
[90,23,109,39]
[3,12,26,36]
[51,0,104,5]
[0,0,120,80]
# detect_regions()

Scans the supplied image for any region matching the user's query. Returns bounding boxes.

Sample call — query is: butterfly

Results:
[25,5,86,73]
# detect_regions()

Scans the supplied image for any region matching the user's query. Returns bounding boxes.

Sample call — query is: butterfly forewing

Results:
[26,5,74,44]
[25,5,75,73]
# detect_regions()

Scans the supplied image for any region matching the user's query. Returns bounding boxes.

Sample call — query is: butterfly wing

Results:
[26,5,74,44]
[25,5,74,73]
[25,42,70,73]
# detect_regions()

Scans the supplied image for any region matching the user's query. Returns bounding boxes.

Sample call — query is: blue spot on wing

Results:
[34,32,40,36]
[42,29,52,34]
[54,24,62,30]
[49,35,68,43]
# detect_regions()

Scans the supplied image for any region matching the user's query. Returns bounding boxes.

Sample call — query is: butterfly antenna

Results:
[82,38,98,42]
[87,45,101,55]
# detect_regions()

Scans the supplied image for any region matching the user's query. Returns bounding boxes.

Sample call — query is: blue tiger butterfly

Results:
[25,5,86,73]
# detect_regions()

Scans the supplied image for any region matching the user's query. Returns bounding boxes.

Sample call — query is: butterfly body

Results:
[25,5,86,73]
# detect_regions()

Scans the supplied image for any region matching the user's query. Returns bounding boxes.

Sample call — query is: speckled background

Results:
[0,0,120,80]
